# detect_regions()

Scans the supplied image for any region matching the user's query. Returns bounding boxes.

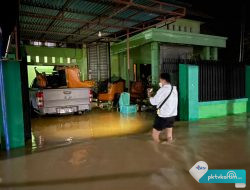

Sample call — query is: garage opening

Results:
[1,0,187,149]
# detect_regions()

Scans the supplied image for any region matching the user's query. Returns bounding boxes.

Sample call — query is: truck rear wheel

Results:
[30,104,38,118]
[77,111,83,115]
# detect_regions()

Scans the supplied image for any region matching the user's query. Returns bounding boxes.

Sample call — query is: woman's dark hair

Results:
[160,73,171,83]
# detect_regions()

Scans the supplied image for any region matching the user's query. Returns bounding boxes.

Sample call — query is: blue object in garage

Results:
[119,92,137,114]
[0,29,10,151]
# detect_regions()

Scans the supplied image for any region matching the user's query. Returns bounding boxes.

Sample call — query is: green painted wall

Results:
[24,45,88,82]
[118,52,128,86]
[111,54,119,77]
[111,28,227,54]
[111,28,226,79]
[246,66,250,112]
[111,43,152,86]
[199,99,248,119]
[27,66,54,87]
[164,18,202,33]
[0,61,25,149]
[130,43,152,65]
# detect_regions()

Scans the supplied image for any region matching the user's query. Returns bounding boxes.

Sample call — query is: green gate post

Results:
[246,65,250,112]
[0,61,25,149]
[179,64,199,121]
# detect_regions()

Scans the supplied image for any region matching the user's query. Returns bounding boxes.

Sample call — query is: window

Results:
[45,42,56,47]
[27,55,31,62]
[33,41,42,46]
[52,57,55,63]
[44,56,48,63]
[173,25,175,31]
[184,26,187,32]
[179,26,182,31]
[35,56,39,63]
[60,57,64,64]
[190,27,192,33]
[67,57,71,64]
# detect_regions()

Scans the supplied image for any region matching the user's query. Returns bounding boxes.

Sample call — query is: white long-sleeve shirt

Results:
[150,84,178,118]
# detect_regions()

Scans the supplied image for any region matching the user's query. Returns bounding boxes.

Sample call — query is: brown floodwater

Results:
[0,110,250,190]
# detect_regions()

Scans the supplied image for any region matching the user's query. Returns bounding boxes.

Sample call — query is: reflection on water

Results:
[31,110,154,149]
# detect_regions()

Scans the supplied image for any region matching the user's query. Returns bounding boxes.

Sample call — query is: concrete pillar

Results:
[202,47,210,60]
[211,47,218,60]
[124,54,129,87]
[111,54,119,77]
[80,47,88,80]
[136,63,140,81]
[151,42,159,86]
[0,61,25,149]
[179,64,199,121]
[246,66,250,112]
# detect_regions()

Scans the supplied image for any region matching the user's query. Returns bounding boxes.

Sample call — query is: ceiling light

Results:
[98,31,102,37]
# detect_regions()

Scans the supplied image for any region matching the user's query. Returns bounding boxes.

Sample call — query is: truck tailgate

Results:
[43,88,90,107]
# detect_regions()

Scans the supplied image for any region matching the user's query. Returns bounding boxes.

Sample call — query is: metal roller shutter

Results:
[88,43,110,82]
[88,45,98,81]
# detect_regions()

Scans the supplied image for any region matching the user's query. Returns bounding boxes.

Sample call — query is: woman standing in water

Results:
[148,73,178,143]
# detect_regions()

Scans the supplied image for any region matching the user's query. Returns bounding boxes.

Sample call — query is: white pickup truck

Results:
[29,88,92,115]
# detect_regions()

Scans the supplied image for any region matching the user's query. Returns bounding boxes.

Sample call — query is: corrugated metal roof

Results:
[68,0,112,15]
[20,0,186,44]
[21,5,59,16]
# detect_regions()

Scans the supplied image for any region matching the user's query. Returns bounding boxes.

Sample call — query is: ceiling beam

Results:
[20,21,113,35]
[82,0,185,16]
[110,0,185,16]
[149,0,187,10]
[20,0,185,43]
[20,21,79,30]
[115,16,181,39]
[67,2,131,43]
[77,0,185,42]
[21,29,117,43]
[77,1,162,42]
[21,29,84,37]
[20,36,84,45]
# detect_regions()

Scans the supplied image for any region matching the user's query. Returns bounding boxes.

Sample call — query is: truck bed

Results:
[30,88,91,115]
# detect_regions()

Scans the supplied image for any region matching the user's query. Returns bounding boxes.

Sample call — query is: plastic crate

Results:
[119,92,130,106]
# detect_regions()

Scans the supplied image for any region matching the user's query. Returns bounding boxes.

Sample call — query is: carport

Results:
[0,0,185,150]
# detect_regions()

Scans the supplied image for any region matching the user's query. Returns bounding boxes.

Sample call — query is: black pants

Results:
[153,115,175,131]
